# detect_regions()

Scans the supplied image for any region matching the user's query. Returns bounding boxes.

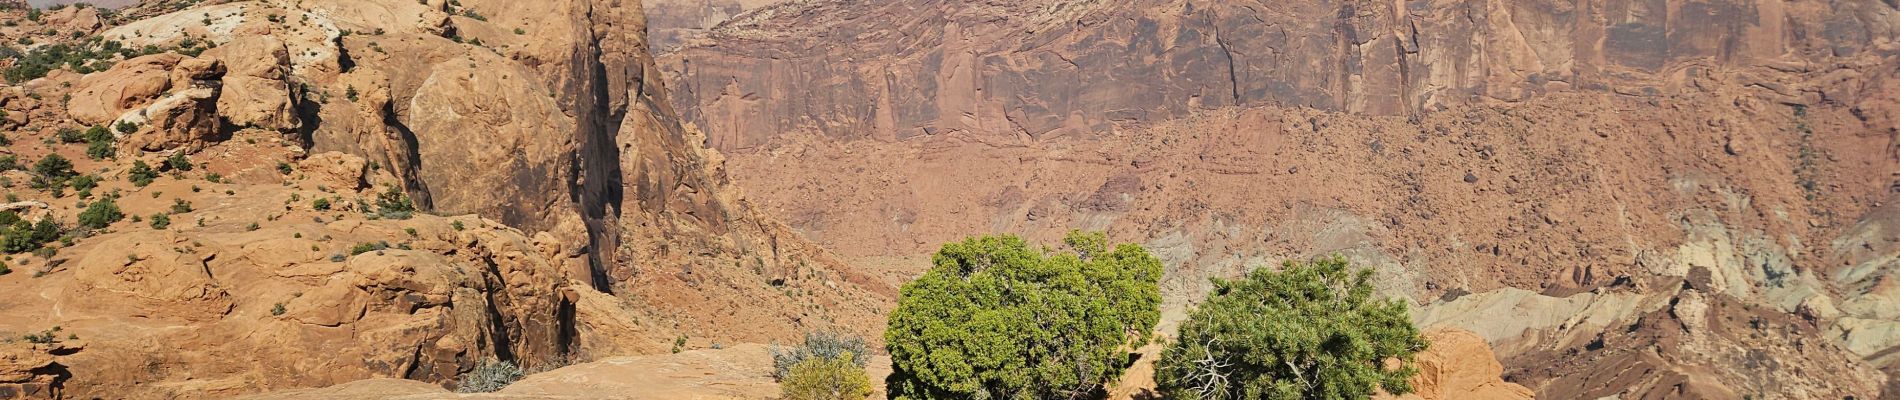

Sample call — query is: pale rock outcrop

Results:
[126,57,226,151]
[66,53,185,125]
[298,151,371,191]
[205,35,301,131]
[65,53,227,151]
[1382,329,1535,400]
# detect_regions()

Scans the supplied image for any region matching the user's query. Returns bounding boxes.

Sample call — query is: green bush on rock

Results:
[884,231,1162,400]
[1155,257,1427,400]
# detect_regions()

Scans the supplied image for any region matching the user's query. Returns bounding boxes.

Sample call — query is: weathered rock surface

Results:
[1380,329,1533,400]
[2,0,890,397]
[643,0,782,51]
[720,77,1899,397]
[662,0,1900,150]
[205,35,300,131]
[65,53,187,125]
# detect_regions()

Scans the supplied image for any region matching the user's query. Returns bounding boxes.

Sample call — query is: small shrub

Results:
[375,185,415,219]
[271,303,286,316]
[1155,257,1427,400]
[56,127,84,143]
[245,222,260,231]
[673,335,688,354]
[276,162,293,175]
[773,331,868,381]
[171,198,193,213]
[781,352,873,400]
[128,160,158,187]
[68,175,97,193]
[33,154,75,183]
[456,359,524,393]
[164,152,193,171]
[350,241,390,255]
[115,120,138,134]
[77,197,124,229]
[451,220,465,231]
[21,327,60,344]
[0,155,18,171]
[84,125,112,142]
[312,198,331,210]
[86,140,114,160]
[149,213,170,229]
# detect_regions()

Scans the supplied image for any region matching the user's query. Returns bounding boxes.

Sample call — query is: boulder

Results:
[65,53,185,125]
[206,35,301,131]
[297,151,371,191]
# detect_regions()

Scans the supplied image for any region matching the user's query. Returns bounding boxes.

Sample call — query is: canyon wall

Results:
[661,0,1899,150]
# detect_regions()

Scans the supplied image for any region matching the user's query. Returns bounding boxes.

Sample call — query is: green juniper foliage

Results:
[77,197,124,229]
[128,160,158,187]
[884,231,1162,400]
[1155,257,1427,400]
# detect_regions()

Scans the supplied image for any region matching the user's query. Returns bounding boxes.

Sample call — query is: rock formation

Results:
[0,0,887,397]
[1380,329,1534,400]
[664,0,1900,398]
[661,0,1900,150]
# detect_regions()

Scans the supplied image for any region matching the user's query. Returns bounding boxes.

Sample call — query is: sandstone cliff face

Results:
[661,0,1900,150]
[643,0,781,51]
[0,0,888,397]
[668,0,1900,397]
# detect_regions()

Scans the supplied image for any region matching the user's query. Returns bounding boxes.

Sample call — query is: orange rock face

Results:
[1385,329,1535,400]
[660,0,1899,150]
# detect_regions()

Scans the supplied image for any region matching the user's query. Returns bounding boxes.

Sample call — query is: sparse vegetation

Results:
[149,213,170,229]
[772,331,868,381]
[165,152,193,171]
[77,197,124,229]
[456,359,524,393]
[373,185,416,219]
[1155,257,1427,400]
[349,241,390,255]
[1,212,60,254]
[884,231,1163,400]
[171,198,193,213]
[312,198,331,210]
[780,352,873,400]
[128,160,158,187]
[31,154,76,190]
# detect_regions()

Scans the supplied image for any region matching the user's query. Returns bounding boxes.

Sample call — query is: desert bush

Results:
[32,154,75,185]
[884,231,1162,400]
[349,241,390,255]
[781,352,873,400]
[164,152,193,171]
[456,359,525,393]
[128,160,157,187]
[374,185,415,219]
[77,197,123,229]
[773,331,868,380]
[1,217,59,254]
[149,213,170,229]
[1155,257,1427,400]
